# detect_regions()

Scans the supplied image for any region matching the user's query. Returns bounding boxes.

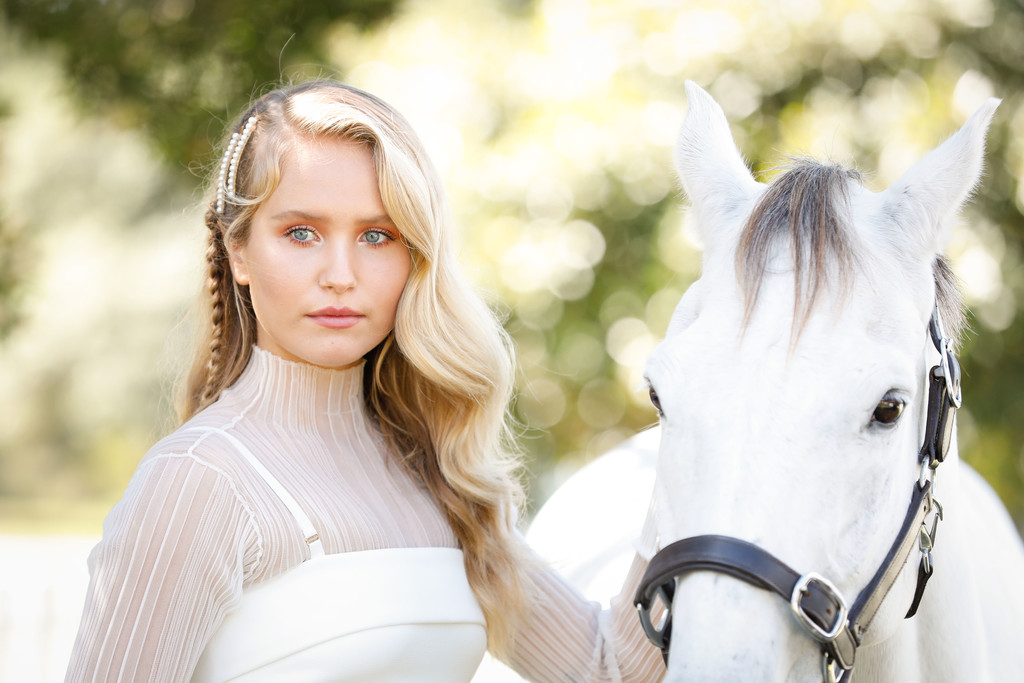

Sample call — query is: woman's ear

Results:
[227,241,251,286]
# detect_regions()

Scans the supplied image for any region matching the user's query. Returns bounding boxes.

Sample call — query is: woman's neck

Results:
[221,346,370,434]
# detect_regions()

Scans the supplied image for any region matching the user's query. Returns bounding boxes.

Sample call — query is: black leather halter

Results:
[635,306,960,682]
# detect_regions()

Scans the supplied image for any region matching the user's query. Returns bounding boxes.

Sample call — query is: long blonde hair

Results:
[180,82,534,654]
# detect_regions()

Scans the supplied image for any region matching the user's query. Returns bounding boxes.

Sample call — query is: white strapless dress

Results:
[192,547,486,682]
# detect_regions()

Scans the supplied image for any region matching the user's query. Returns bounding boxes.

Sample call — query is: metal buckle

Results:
[930,308,962,409]
[939,341,962,409]
[790,572,848,643]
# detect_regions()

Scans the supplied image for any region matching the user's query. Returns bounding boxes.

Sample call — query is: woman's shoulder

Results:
[124,423,248,510]
[128,410,282,539]
[90,422,270,596]
[103,409,271,566]
[140,403,257,475]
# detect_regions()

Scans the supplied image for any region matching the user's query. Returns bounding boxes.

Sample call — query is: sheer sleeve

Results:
[504,515,665,682]
[65,453,262,683]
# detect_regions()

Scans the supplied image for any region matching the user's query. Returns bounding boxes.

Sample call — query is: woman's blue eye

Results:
[363,229,392,245]
[287,227,315,243]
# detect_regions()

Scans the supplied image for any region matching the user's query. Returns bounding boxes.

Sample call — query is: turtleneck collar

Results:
[222,346,370,433]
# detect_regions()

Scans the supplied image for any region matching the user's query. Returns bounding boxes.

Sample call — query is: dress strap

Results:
[183,427,325,559]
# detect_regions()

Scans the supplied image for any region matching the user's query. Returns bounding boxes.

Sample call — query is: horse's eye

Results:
[872,398,905,425]
[649,386,664,416]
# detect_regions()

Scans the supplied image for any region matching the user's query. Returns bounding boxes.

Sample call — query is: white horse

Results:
[530,83,1024,682]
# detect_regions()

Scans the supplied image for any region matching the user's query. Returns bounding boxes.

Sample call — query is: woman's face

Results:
[229,136,411,369]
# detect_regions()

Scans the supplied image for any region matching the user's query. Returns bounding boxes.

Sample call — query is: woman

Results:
[66,81,663,681]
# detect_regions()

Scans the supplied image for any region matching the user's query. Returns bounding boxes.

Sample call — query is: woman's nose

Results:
[318,244,356,291]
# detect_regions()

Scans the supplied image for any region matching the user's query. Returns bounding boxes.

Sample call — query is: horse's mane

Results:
[736,158,967,348]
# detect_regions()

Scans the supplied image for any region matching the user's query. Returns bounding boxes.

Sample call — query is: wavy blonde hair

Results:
[180,82,534,655]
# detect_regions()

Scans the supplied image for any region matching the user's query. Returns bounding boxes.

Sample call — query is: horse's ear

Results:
[880,98,1000,256]
[675,81,763,250]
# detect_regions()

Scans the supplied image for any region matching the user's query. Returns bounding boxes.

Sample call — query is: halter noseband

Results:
[635,305,959,682]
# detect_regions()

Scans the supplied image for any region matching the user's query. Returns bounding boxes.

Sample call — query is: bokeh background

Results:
[1,0,1023,678]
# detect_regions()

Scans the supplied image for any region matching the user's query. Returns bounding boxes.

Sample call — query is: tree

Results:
[3,0,1022,529]
[3,0,401,167]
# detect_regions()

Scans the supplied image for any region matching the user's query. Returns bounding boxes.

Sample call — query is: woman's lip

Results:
[307,308,363,329]
[310,306,359,316]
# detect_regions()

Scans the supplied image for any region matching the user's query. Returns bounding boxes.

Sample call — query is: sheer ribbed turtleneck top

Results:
[66,347,663,681]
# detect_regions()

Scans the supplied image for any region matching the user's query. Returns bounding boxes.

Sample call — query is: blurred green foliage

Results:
[3,0,401,167]
[1,0,1022,532]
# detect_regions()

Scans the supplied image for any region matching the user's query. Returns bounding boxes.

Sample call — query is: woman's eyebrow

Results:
[357,213,397,226]
[269,209,329,222]
[269,209,395,226]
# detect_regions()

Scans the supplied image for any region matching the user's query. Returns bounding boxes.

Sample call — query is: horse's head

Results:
[642,82,998,681]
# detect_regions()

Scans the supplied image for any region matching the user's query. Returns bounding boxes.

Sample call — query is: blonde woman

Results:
[66,82,663,682]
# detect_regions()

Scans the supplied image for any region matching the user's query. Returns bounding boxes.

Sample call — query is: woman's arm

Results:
[66,453,261,682]
[506,552,664,682]
[503,506,664,683]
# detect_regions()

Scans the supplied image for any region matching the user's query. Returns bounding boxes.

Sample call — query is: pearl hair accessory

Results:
[215,115,258,214]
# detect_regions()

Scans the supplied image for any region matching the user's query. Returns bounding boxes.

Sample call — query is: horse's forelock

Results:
[736,158,965,347]
[933,254,968,350]
[737,159,861,339]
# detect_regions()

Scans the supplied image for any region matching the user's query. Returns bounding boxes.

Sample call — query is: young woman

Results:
[66,81,663,682]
